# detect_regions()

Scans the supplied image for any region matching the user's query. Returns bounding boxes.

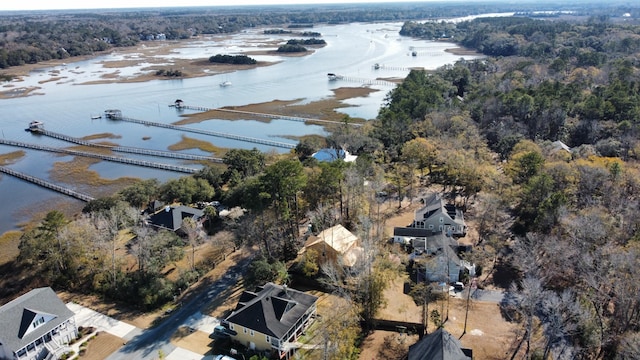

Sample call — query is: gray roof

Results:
[408,328,471,360]
[0,287,75,353]
[226,283,317,339]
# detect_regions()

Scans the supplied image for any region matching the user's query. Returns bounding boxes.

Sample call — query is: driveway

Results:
[67,302,213,360]
[104,255,254,360]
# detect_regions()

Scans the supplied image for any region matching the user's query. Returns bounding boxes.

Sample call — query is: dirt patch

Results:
[358,265,517,360]
[79,332,125,360]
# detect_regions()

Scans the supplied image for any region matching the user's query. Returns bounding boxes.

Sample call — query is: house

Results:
[147,205,204,234]
[311,148,357,163]
[224,283,318,359]
[409,193,467,237]
[416,244,463,283]
[300,224,363,267]
[0,287,78,360]
[408,328,472,360]
[404,231,474,284]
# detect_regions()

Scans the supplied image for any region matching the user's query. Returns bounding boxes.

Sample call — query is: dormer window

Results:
[33,316,45,328]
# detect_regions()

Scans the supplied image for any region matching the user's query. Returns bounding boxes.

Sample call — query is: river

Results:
[0,20,485,234]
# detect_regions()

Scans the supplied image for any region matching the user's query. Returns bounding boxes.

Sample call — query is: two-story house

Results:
[0,287,78,360]
[408,193,467,237]
[224,283,318,359]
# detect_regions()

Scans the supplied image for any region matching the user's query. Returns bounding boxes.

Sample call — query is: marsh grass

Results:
[81,133,122,141]
[0,231,21,265]
[0,150,26,165]
[175,86,374,128]
[51,157,138,188]
[168,135,226,156]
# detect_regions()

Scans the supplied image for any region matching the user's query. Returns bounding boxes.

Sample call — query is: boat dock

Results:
[327,74,396,87]
[0,138,200,174]
[108,114,297,150]
[373,64,414,71]
[30,127,223,163]
[170,104,361,127]
[0,165,95,202]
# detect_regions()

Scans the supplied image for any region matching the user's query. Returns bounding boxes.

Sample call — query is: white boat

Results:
[219,80,232,87]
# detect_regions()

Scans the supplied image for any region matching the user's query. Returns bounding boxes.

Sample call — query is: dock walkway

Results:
[171,105,362,127]
[112,115,296,150]
[0,165,95,202]
[32,128,223,163]
[0,139,200,174]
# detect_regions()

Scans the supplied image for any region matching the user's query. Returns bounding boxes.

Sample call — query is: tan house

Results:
[0,287,78,360]
[300,224,363,267]
[224,283,318,359]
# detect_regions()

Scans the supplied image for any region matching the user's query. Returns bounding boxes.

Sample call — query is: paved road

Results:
[106,255,253,360]
[449,288,505,303]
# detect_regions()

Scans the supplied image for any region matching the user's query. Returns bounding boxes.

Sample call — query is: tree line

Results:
[1,1,620,70]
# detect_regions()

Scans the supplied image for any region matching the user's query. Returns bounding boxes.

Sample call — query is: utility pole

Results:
[462,277,475,336]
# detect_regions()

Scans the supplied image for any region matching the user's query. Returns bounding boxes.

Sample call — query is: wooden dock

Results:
[111,114,297,149]
[327,75,396,87]
[0,165,95,202]
[0,138,200,174]
[31,128,223,163]
[171,105,363,127]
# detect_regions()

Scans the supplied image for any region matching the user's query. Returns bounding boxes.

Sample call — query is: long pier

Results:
[31,128,223,163]
[170,105,361,127]
[329,75,396,87]
[109,114,296,150]
[0,165,95,202]
[120,115,296,149]
[373,64,412,71]
[0,139,200,174]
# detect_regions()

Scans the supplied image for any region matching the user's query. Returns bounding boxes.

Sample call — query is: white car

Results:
[214,356,236,360]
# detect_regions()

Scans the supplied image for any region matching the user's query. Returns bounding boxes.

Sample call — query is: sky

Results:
[0,0,440,12]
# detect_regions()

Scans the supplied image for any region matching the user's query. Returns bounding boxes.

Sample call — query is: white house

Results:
[0,287,78,360]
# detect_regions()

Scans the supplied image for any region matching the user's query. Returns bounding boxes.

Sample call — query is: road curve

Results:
[105,255,254,360]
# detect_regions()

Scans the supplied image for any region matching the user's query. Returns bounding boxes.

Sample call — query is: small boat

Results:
[90,114,102,120]
[327,73,342,81]
[219,80,232,87]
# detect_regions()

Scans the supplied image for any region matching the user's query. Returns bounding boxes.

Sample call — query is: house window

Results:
[250,330,254,336]
[243,327,247,334]
[439,217,443,223]
[266,335,271,343]
[230,324,235,331]
[17,349,26,357]
[33,316,45,328]
[428,224,433,229]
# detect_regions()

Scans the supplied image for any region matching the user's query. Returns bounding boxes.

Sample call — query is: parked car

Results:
[453,282,464,291]
[212,325,231,339]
